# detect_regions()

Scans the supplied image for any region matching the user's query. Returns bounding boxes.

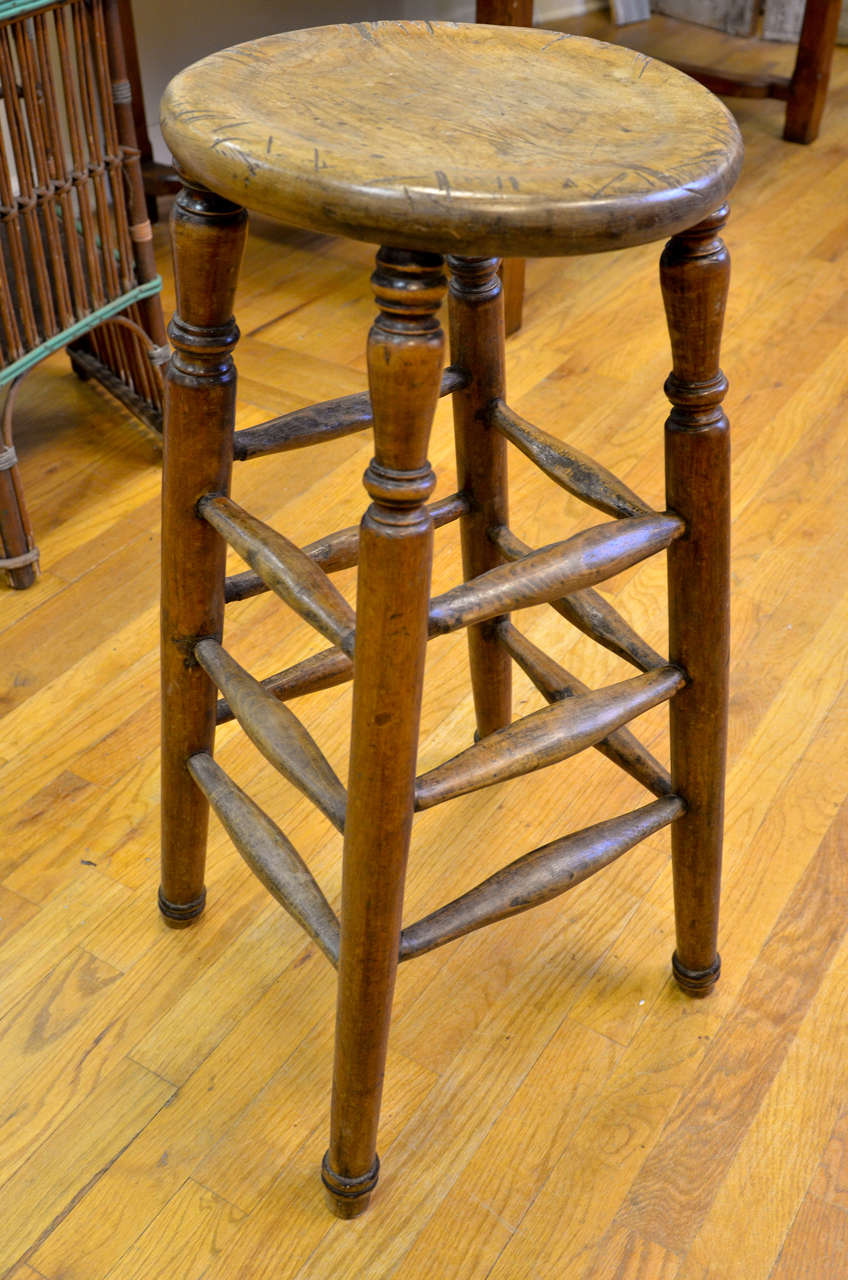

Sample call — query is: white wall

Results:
[133,0,597,161]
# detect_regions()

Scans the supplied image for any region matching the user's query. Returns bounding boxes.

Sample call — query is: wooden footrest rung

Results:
[493,526,666,672]
[399,795,684,961]
[414,664,684,810]
[488,400,654,519]
[232,366,468,461]
[428,514,684,637]
[216,644,354,725]
[225,492,469,604]
[196,638,347,832]
[201,495,356,655]
[188,752,340,966]
[498,622,673,797]
[233,390,374,462]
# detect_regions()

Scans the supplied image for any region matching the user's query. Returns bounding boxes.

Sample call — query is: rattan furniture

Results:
[0,0,167,589]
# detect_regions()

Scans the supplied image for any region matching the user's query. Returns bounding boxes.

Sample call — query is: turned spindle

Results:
[449,255,512,737]
[159,182,246,923]
[323,248,446,1218]
[661,205,731,995]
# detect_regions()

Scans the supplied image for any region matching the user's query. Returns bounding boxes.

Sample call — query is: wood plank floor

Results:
[1,24,847,1279]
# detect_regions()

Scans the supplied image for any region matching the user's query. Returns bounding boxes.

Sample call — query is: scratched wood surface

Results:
[1,24,847,1278]
[160,21,741,258]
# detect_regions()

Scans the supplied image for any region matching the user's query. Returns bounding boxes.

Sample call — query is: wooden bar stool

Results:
[159,21,742,1217]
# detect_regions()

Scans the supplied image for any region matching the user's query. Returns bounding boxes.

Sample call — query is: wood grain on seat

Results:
[160,21,742,258]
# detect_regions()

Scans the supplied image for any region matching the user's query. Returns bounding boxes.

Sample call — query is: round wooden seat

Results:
[160,21,742,258]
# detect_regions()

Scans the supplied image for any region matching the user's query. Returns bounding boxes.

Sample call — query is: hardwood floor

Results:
[1,27,847,1279]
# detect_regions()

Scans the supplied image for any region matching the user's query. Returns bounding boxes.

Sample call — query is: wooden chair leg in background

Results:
[159,183,247,923]
[323,249,446,1217]
[475,0,533,335]
[449,255,512,737]
[500,257,526,337]
[661,206,731,995]
[0,439,38,590]
[783,0,842,143]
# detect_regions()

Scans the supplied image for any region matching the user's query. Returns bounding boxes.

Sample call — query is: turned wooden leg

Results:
[323,249,446,1217]
[661,207,731,996]
[448,256,511,738]
[783,0,841,144]
[159,182,247,923]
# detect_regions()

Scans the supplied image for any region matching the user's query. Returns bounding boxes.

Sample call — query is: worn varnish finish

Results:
[200,494,357,656]
[448,256,512,738]
[414,666,685,810]
[494,526,667,672]
[323,249,446,1216]
[232,367,467,462]
[153,21,740,1220]
[160,23,741,260]
[223,491,468,603]
[428,514,684,635]
[489,401,653,519]
[497,621,674,798]
[662,207,731,995]
[215,645,354,724]
[399,795,685,961]
[8,18,848,1271]
[159,182,246,922]
[187,751,341,966]
[194,638,347,833]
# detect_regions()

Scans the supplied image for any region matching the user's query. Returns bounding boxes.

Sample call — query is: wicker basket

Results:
[0,0,168,588]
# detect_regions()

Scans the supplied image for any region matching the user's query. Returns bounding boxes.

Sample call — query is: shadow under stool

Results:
[158,20,742,1218]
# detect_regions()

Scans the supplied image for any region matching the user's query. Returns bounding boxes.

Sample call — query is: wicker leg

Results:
[159,182,247,923]
[0,444,37,590]
[323,249,446,1217]
[449,255,511,738]
[661,207,731,996]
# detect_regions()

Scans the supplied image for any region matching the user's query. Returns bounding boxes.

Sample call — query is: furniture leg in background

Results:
[475,0,533,336]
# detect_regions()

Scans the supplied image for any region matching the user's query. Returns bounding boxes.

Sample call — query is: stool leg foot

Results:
[160,182,247,920]
[449,256,511,738]
[325,249,446,1214]
[321,1153,379,1218]
[672,951,721,997]
[158,885,207,927]
[661,207,731,995]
